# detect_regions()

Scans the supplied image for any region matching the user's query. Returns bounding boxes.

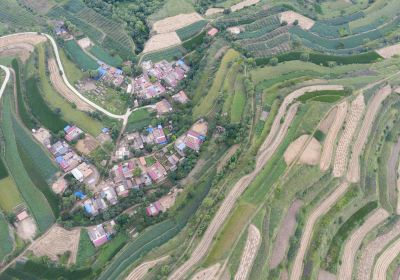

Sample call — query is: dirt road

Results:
[357,220,400,280]
[290,181,349,280]
[347,85,392,182]
[333,94,365,177]
[337,208,389,280]
[0,65,10,101]
[320,101,348,171]
[125,256,169,280]
[372,236,400,280]
[234,224,261,280]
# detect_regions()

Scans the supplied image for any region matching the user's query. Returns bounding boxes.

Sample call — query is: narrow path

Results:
[125,256,169,280]
[0,65,10,101]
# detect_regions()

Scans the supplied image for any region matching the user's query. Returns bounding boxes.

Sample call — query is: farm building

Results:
[155,99,173,115]
[175,121,208,154]
[16,210,29,222]
[146,201,163,217]
[64,125,83,142]
[207,28,219,37]
[151,125,168,145]
[147,162,167,183]
[88,224,109,247]
[101,186,118,205]
[49,141,70,157]
[83,199,99,216]
[116,184,129,197]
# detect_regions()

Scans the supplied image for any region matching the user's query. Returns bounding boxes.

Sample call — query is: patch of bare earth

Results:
[373,235,400,280]
[0,43,35,62]
[76,134,99,155]
[191,263,220,280]
[338,208,389,280]
[332,94,365,178]
[357,220,400,280]
[30,225,80,264]
[318,106,337,134]
[152,13,203,34]
[48,58,93,112]
[15,217,37,241]
[347,85,392,182]
[279,11,315,30]
[0,33,47,48]
[284,135,321,165]
[231,0,260,11]
[143,33,181,54]
[205,8,224,16]
[52,176,67,194]
[270,200,302,269]
[125,256,169,280]
[377,43,400,59]
[318,270,336,280]
[290,181,349,280]
[319,101,348,171]
[235,224,261,280]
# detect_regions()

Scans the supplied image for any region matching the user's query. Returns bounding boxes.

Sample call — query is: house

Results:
[167,154,180,171]
[71,168,84,182]
[147,162,167,183]
[184,130,203,152]
[88,224,109,247]
[155,99,173,115]
[83,199,99,216]
[32,128,52,146]
[115,145,130,160]
[56,151,81,172]
[146,201,163,217]
[116,184,129,197]
[172,90,189,104]
[103,220,116,236]
[76,162,93,179]
[16,210,29,222]
[111,160,137,184]
[49,141,69,157]
[152,125,168,145]
[101,186,118,205]
[64,125,83,142]
[175,120,208,154]
[94,197,108,211]
[207,27,219,37]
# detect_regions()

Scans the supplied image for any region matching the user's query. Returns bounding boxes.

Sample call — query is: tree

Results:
[300,52,310,62]
[269,57,278,66]
[293,19,299,26]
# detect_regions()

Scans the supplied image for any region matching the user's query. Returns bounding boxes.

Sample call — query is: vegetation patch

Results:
[64,40,98,71]
[126,108,155,133]
[297,90,347,103]
[89,45,123,68]
[0,212,13,263]
[142,46,186,63]
[0,177,23,212]
[76,229,96,266]
[230,76,246,123]
[176,20,207,41]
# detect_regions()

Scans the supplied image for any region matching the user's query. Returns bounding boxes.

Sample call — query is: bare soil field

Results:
[388,137,400,214]
[231,0,260,12]
[152,13,203,34]
[51,176,67,194]
[125,256,169,280]
[15,217,37,241]
[332,94,365,178]
[270,200,303,269]
[376,43,400,59]
[393,266,400,280]
[318,270,336,280]
[234,224,261,280]
[320,101,348,171]
[30,225,80,264]
[143,33,182,54]
[284,135,321,165]
[290,181,349,280]
[48,58,94,112]
[0,43,35,62]
[357,220,400,280]
[191,263,221,280]
[205,8,224,16]
[347,85,391,182]
[76,134,99,155]
[318,106,337,134]
[0,34,46,49]
[279,11,315,30]
[338,208,389,280]
[372,235,400,280]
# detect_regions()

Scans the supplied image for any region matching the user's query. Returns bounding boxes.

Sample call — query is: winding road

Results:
[0,65,10,101]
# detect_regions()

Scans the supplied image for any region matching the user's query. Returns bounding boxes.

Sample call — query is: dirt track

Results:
[372,235,400,280]
[125,256,169,280]
[347,85,392,182]
[48,58,93,112]
[333,94,365,177]
[388,137,400,214]
[337,208,389,280]
[270,200,302,269]
[234,224,261,280]
[319,101,348,171]
[290,181,349,280]
[357,220,400,280]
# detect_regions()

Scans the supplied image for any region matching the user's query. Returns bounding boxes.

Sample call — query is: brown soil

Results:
[284,135,321,166]
[318,270,336,280]
[235,224,261,280]
[191,263,220,280]
[318,106,337,134]
[270,200,303,269]
[143,33,181,54]
[373,235,400,280]
[125,256,169,280]
[377,43,400,59]
[76,134,99,155]
[152,13,203,34]
[231,0,260,12]
[30,225,80,264]
[279,11,315,30]
[15,217,37,241]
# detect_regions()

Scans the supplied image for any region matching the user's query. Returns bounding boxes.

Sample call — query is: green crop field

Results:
[65,40,98,71]
[148,0,195,23]
[89,45,123,67]
[1,92,55,232]
[142,46,186,63]
[76,229,97,266]
[176,20,207,41]
[0,177,23,212]
[0,158,8,180]
[0,212,13,263]
[126,108,156,133]
[0,0,39,28]
[230,77,246,123]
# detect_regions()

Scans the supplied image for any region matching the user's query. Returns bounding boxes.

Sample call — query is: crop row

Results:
[238,26,289,46]
[176,20,207,41]
[320,11,364,26]
[244,33,290,52]
[242,15,280,33]
[251,42,291,58]
[65,40,98,71]
[0,0,38,27]
[63,0,86,14]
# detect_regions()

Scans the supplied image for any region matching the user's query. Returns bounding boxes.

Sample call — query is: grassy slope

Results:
[0,177,23,212]
[148,0,195,23]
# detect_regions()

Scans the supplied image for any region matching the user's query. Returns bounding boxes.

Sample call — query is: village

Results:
[27,31,209,247]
